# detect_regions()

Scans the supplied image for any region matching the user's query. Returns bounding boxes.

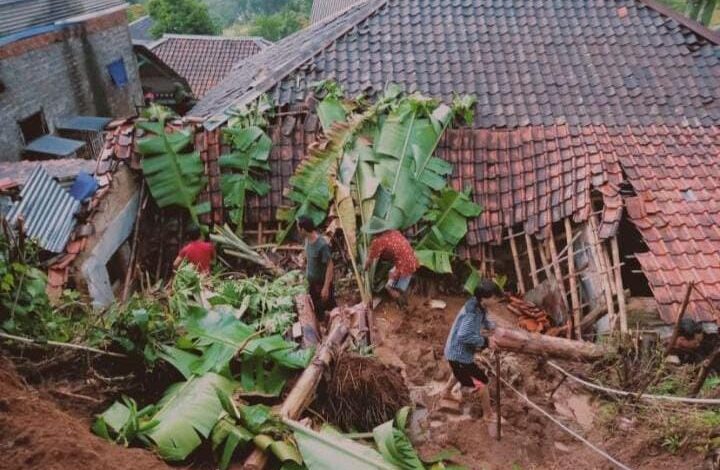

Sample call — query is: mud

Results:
[0,357,170,470]
[373,294,703,470]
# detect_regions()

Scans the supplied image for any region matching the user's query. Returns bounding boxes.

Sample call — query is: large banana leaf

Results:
[414,188,482,273]
[146,372,237,460]
[286,419,398,470]
[136,112,207,227]
[372,407,424,470]
[239,335,313,396]
[220,124,271,232]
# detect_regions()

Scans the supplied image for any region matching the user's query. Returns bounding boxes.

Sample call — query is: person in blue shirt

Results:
[442,279,500,424]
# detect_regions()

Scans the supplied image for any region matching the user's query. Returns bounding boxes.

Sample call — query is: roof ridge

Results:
[159,33,270,42]
[128,15,151,26]
[638,0,720,45]
[202,0,387,126]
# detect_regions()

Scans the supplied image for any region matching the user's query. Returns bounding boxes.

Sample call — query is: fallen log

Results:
[240,309,350,470]
[295,294,320,348]
[490,326,608,361]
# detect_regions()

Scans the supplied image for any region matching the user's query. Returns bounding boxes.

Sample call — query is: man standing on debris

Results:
[298,216,335,320]
[363,229,419,302]
[442,280,500,428]
[173,226,215,274]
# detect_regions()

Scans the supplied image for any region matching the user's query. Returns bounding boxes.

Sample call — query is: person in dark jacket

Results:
[442,280,500,425]
[297,216,335,320]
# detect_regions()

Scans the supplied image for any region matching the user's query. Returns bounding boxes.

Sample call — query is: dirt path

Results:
[0,357,171,470]
[373,295,701,470]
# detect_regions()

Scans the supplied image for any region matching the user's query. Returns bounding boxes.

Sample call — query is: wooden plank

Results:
[564,218,582,339]
[525,232,540,288]
[589,215,616,330]
[611,236,628,334]
[508,227,526,294]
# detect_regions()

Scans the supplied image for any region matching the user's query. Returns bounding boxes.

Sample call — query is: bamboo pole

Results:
[611,236,628,334]
[547,230,570,336]
[525,232,540,288]
[536,239,554,281]
[564,219,582,339]
[508,227,526,294]
[495,352,502,440]
[588,216,616,330]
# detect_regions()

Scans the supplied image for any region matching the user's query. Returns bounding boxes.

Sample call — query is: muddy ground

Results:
[373,294,704,470]
[0,292,708,469]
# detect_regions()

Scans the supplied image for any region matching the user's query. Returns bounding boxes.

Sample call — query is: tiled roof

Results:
[310,0,365,23]
[619,125,720,323]
[191,0,720,127]
[129,15,154,44]
[150,34,271,98]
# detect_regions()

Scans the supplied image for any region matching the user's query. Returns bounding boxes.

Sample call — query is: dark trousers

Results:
[309,281,336,321]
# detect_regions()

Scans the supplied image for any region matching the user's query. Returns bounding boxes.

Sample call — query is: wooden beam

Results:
[588,216,616,330]
[664,282,694,357]
[525,232,540,288]
[508,227,526,294]
[547,229,570,313]
[489,326,608,361]
[564,218,582,339]
[611,236,628,334]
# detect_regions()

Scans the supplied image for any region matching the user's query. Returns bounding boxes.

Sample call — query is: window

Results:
[18,110,48,144]
[107,58,128,87]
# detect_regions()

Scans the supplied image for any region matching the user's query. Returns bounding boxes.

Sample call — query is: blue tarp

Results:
[68,171,98,201]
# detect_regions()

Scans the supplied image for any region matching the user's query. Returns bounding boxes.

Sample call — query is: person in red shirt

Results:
[363,229,420,300]
[173,226,215,273]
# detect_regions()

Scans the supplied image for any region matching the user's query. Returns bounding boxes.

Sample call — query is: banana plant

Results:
[414,188,482,274]
[220,100,272,234]
[136,104,208,228]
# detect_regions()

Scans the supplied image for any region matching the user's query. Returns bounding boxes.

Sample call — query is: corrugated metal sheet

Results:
[0,0,124,38]
[6,166,80,253]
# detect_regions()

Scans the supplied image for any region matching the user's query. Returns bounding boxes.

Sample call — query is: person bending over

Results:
[297,216,335,320]
[363,229,419,302]
[173,226,215,274]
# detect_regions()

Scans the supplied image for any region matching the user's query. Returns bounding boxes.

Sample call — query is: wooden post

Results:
[664,282,694,357]
[588,216,616,331]
[537,238,554,281]
[564,218,582,339]
[257,221,264,245]
[525,232,540,288]
[547,230,570,338]
[508,227,526,294]
[691,345,720,397]
[495,352,502,440]
[611,236,628,334]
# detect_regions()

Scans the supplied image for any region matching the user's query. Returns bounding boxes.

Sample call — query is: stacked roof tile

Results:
[191,0,720,127]
[150,34,271,98]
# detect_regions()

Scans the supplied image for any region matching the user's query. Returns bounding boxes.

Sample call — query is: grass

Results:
[657,0,720,27]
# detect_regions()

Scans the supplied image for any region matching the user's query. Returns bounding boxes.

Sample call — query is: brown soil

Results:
[315,352,410,431]
[373,294,705,470]
[0,357,171,470]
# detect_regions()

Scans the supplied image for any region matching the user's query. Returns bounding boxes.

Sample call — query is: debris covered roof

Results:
[191,0,720,127]
[150,34,271,98]
[0,159,97,186]
[621,125,720,323]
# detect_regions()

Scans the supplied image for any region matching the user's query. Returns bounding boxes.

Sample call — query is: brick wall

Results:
[0,10,142,162]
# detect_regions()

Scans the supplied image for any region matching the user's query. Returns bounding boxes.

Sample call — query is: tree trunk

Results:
[240,310,349,470]
[295,294,320,348]
[490,326,608,361]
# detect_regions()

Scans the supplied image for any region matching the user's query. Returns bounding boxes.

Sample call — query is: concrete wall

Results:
[0,9,142,162]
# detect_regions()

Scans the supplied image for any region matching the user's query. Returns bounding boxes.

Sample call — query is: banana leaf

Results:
[211,415,254,470]
[286,419,398,470]
[220,124,272,232]
[372,407,424,470]
[93,397,158,445]
[239,335,313,396]
[136,118,207,227]
[317,95,347,132]
[146,372,237,461]
[414,188,482,273]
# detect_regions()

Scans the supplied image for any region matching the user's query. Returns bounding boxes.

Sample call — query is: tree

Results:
[148,0,220,38]
[247,10,306,41]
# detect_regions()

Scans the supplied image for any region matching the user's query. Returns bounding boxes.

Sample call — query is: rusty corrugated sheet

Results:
[6,166,80,253]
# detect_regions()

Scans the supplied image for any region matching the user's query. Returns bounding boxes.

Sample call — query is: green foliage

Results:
[137,105,208,228]
[373,406,424,470]
[148,0,219,37]
[414,188,482,274]
[224,0,311,40]
[247,9,306,41]
[220,100,272,233]
[127,3,147,22]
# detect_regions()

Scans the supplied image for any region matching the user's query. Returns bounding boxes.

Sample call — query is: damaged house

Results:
[0,0,142,162]
[185,0,720,336]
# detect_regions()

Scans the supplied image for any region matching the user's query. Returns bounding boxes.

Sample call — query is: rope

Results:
[547,361,720,405]
[485,362,634,470]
